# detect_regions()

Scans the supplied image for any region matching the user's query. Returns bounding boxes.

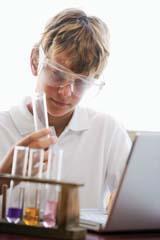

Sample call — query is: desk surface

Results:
[1,232,160,240]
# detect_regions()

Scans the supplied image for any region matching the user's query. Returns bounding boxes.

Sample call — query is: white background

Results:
[0,0,160,131]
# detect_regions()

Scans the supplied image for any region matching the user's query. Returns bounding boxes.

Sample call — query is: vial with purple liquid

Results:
[6,146,28,223]
[7,185,25,224]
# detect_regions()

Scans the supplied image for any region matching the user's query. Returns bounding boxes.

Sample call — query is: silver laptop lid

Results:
[107,133,160,232]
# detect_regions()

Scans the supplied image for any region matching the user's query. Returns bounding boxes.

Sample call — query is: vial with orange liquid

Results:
[23,148,44,226]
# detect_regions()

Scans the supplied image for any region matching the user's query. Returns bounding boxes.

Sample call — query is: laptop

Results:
[80,133,160,232]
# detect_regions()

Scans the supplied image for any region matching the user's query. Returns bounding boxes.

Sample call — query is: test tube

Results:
[23,148,44,226]
[6,146,29,223]
[32,91,49,131]
[32,90,64,227]
[43,144,63,228]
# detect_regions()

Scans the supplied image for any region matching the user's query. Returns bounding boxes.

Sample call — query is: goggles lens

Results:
[39,56,105,97]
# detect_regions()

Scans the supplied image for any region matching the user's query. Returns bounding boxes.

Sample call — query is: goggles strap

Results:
[37,46,46,74]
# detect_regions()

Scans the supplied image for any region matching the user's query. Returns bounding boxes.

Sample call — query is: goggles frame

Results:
[38,46,106,96]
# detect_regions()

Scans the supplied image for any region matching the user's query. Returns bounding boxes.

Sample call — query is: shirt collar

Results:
[9,97,90,136]
[67,106,90,132]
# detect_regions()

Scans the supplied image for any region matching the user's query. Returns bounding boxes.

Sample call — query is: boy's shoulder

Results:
[0,109,12,125]
[79,106,122,128]
[0,97,34,135]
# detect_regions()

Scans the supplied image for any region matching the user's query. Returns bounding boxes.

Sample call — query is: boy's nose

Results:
[58,83,73,97]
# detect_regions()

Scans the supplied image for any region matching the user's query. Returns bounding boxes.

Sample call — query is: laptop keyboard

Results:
[80,208,108,225]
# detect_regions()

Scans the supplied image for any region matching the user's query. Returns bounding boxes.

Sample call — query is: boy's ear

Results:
[30,48,39,76]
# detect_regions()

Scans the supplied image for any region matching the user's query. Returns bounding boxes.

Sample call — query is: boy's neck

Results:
[48,111,73,136]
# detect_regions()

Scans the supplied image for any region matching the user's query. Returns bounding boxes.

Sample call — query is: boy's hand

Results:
[0,128,57,174]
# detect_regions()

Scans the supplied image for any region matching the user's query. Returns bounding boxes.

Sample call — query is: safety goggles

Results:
[39,47,106,97]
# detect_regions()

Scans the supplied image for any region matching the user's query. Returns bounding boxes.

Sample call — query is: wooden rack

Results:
[0,174,86,239]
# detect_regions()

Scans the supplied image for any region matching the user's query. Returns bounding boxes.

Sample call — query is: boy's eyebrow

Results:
[45,58,91,80]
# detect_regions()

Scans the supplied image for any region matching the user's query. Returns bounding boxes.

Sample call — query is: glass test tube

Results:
[32,91,49,131]
[6,146,29,223]
[23,148,44,226]
[32,91,57,137]
[43,145,63,228]
[32,90,63,227]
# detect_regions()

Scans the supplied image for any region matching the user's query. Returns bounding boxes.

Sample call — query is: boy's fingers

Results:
[28,136,56,149]
[17,128,51,146]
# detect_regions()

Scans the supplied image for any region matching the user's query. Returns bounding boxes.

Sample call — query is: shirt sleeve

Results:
[103,126,132,207]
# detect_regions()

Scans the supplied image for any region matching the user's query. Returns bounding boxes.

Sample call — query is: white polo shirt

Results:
[0,97,132,208]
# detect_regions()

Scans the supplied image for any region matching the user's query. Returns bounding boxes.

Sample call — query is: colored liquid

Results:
[7,207,22,224]
[43,200,57,228]
[23,207,39,226]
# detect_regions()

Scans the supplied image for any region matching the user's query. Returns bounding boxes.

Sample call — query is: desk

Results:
[1,232,160,240]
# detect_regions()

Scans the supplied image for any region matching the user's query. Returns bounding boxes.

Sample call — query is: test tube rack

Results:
[0,174,86,240]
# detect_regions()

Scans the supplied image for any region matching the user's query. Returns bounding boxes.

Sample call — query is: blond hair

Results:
[38,8,110,78]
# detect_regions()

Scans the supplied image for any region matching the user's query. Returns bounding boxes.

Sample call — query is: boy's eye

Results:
[74,79,86,90]
[54,70,65,80]
[75,78,83,86]
[49,69,65,83]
